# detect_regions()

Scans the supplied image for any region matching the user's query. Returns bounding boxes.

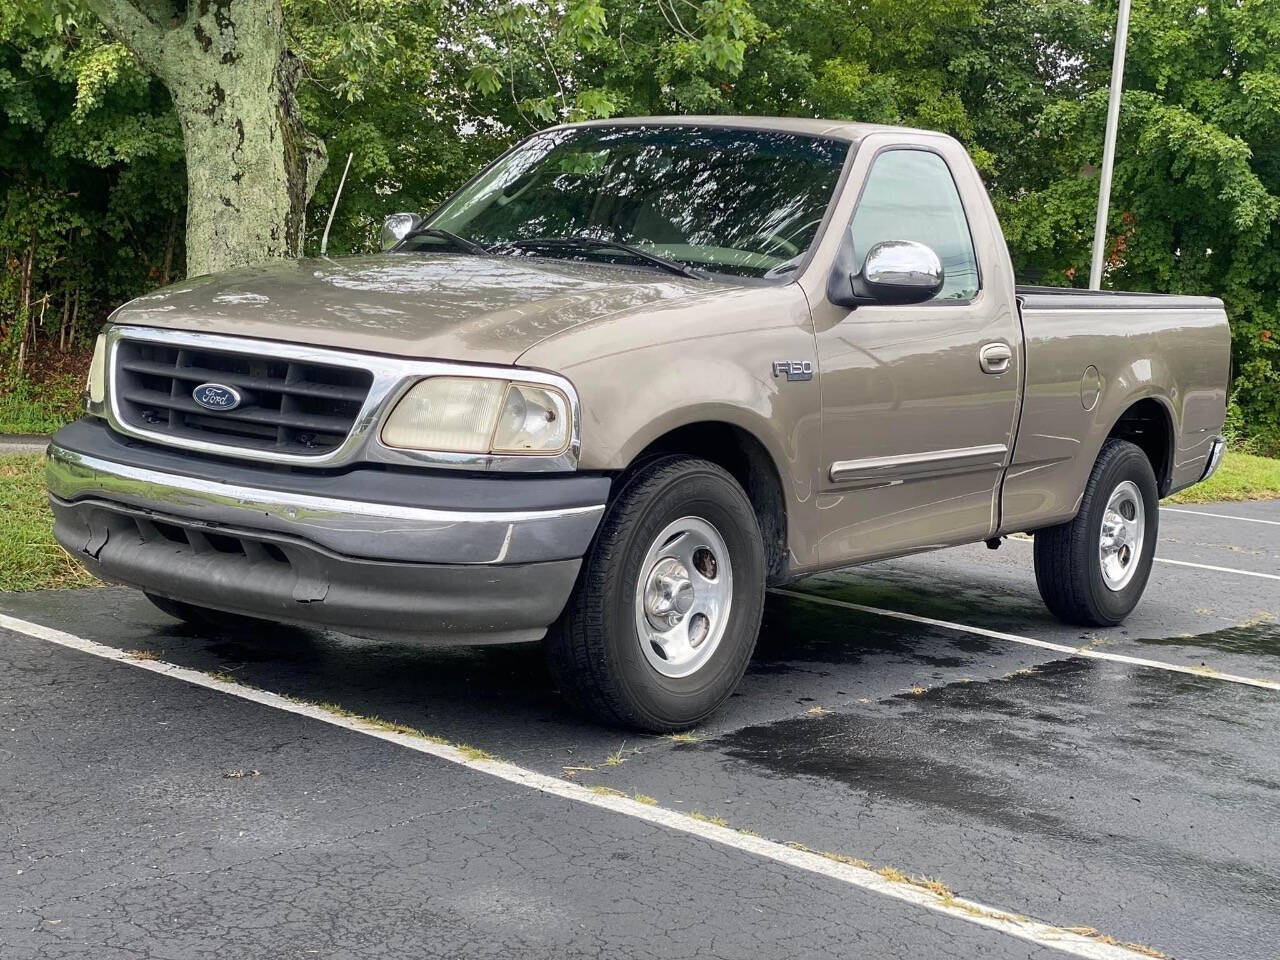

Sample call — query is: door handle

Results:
[979,342,1013,375]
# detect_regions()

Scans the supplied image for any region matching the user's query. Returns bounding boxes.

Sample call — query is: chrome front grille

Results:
[113,337,374,457]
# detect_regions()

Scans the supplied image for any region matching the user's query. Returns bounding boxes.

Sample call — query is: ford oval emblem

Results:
[192,382,243,411]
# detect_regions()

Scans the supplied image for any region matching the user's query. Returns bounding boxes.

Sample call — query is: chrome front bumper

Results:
[46,423,610,643]
[46,444,605,566]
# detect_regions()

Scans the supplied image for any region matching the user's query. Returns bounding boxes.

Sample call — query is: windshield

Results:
[403,125,849,279]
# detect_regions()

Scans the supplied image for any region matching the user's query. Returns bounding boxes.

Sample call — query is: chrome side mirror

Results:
[381,213,422,251]
[858,240,944,305]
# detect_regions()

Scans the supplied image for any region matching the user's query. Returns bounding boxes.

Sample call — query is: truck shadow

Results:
[6,577,1272,772]
[0,579,1049,751]
[89,585,1019,757]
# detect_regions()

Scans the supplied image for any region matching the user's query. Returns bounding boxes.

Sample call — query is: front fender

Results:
[517,282,824,568]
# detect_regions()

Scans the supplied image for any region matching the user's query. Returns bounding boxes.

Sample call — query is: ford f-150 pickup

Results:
[47,116,1231,731]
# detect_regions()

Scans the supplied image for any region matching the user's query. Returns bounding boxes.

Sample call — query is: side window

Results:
[849,150,980,301]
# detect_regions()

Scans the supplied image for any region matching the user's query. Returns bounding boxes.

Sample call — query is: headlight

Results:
[86,334,107,408]
[381,376,571,456]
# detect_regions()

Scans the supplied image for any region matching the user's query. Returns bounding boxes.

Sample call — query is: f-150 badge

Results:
[772,360,813,382]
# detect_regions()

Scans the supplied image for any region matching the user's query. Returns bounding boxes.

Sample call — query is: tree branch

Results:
[83,0,169,73]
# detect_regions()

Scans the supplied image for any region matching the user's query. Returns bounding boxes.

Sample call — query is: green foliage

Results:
[0,2,184,380]
[974,1,1280,453]
[0,454,97,591]
[3,0,1279,451]
[1166,450,1280,504]
[287,0,511,256]
[0,373,83,434]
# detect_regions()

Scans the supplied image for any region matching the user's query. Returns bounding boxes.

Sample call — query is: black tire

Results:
[144,592,276,634]
[1033,439,1159,626]
[547,456,766,732]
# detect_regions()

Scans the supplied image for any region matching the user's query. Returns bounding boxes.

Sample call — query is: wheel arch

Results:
[1104,394,1176,497]
[625,419,790,584]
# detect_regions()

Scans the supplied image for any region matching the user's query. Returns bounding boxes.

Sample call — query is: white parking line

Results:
[770,589,1280,692]
[0,610,1154,960]
[1153,557,1280,581]
[1163,507,1280,527]
[1005,534,1279,581]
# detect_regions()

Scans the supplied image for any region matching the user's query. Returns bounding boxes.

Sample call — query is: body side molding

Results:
[829,443,1009,487]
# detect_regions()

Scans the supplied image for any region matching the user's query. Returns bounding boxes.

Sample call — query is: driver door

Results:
[809,144,1022,566]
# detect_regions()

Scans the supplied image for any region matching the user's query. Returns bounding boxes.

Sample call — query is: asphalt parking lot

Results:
[2,499,1277,959]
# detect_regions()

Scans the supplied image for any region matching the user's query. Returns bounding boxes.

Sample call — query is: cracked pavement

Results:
[1,631,1066,960]
[2,499,1277,959]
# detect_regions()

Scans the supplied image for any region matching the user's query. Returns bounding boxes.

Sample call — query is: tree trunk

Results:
[12,244,34,376]
[70,285,81,346]
[160,210,179,284]
[59,289,71,352]
[19,245,33,314]
[33,293,47,350]
[85,0,326,277]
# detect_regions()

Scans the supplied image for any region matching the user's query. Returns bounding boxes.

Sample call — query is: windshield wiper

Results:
[497,236,704,281]
[404,226,491,255]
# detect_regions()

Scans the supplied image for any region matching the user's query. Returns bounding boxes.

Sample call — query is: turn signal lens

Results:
[492,383,570,453]
[86,334,107,408]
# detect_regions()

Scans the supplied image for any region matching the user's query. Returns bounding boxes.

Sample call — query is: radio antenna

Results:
[320,151,354,258]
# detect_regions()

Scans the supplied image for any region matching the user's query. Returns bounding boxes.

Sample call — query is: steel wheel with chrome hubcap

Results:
[547,456,766,731]
[1098,480,1145,591]
[1034,439,1159,627]
[636,517,734,678]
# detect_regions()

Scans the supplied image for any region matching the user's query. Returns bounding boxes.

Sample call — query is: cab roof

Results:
[551,115,948,144]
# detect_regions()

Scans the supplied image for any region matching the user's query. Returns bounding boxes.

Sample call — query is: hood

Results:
[111,253,725,365]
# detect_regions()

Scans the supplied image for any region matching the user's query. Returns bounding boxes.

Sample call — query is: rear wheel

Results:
[1033,439,1159,626]
[547,456,766,732]
[145,593,276,634]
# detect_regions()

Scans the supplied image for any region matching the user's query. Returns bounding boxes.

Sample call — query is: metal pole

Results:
[1089,0,1132,290]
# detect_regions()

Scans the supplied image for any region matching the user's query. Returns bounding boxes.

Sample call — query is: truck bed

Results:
[1001,285,1230,533]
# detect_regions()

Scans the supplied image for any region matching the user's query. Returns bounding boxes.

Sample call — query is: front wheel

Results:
[546,456,766,732]
[1033,439,1159,626]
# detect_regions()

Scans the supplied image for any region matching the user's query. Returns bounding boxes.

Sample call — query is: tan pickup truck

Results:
[47,116,1230,731]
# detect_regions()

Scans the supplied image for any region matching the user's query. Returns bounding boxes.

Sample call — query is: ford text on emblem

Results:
[192,383,243,411]
[772,360,813,382]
